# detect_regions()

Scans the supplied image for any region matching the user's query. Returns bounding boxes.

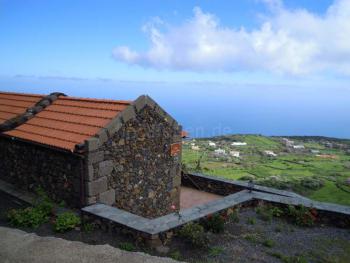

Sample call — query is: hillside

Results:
[182,134,350,206]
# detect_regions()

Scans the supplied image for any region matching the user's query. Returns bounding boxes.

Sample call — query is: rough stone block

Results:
[87,176,108,196]
[86,196,97,205]
[134,95,146,112]
[98,160,114,177]
[172,175,181,187]
[105,117,123,136]
[98,189,116,205]
[97,129,108,144]
[145,96,156,109]
[87,151,104,164]
[85,137,99,152]
[121,106,136,123]
[87,165,94,181]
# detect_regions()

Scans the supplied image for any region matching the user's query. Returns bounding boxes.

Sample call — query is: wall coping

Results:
[82,188,350,236]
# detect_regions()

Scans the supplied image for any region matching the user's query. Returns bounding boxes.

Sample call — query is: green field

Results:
[183,135,350,206]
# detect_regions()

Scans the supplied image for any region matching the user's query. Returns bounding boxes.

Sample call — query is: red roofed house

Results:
[0,91,182,218]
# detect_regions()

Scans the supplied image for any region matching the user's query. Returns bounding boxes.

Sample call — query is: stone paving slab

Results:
[252,191,350,215]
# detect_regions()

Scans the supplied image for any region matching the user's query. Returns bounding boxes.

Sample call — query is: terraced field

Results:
[183,135,350,206]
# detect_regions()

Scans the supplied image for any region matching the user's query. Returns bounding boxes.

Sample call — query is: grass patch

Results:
[54,212,81,232]
[118,242,136,251]
[208,246,224,257]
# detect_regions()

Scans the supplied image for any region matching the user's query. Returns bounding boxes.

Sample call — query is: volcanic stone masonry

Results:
[0,137,83,207]
[85,97,182,218]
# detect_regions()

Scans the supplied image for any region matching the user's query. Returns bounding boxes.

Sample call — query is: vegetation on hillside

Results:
[182,134,350,206]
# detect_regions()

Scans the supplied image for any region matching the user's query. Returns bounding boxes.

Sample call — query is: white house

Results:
[214,148,226,157]
[293,145,305,149]
[231,142,247,146]
[208,141,216,147]
[264,150,277,157]
[311,149,320,154]
[191,145,200,151]
[230,151,240,158]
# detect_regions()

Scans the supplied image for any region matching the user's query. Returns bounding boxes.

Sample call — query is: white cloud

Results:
[112,0,350,75]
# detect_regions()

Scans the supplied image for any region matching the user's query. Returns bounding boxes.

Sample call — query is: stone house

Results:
[0,91,182,218]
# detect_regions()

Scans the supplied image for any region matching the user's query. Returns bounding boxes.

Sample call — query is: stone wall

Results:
[0,137,83,207]
[181,173,245,196]
[85,98,182,219]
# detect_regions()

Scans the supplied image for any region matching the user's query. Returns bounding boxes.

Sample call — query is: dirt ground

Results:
[1,191,349,263]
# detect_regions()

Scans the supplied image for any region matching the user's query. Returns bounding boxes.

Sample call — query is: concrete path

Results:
[0,227,181,263]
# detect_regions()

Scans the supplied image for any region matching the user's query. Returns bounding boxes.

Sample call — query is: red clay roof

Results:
[3,94,131,151]
[0,92,44,124]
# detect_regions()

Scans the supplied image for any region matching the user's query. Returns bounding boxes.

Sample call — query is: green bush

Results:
[54,212,81,232]
[262,239,275,248]
[118,242,135,251]
[202,214,225,233]
[229,210,240,223]
[208,246,224,256]
[169,250,182,261]
[82,223,95,232]
[178,222,208,248]
[7,207,49,228]
[256,205,284,221]
[286,205,317,227]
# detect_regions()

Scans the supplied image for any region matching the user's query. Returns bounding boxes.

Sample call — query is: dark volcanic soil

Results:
[1,191,349,263]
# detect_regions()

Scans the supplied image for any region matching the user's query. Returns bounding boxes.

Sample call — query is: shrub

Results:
[119,242,135,251]
[229,209,240,223]
[82,223,95,232]
[208,246,224,256]
[286,205,317,227]
[7,207,49,228]
[202,213,225,233]
[262,239,275,248]
[54,212,81,232]
[178,222,208,248]
[256,205,284,221]
[247,217,256,225]
[169,250,181,260]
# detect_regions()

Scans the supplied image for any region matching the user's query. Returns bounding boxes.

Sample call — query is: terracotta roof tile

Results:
[0,92,44,125]
[3,93,132,151]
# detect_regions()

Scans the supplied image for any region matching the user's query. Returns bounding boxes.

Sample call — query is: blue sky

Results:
[1,0,349,138]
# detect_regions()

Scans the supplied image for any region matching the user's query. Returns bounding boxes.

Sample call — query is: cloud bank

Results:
[113,0,350,75]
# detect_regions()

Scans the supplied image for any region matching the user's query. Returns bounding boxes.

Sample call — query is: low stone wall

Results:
[181,173,245,196]
[0,137,83,207]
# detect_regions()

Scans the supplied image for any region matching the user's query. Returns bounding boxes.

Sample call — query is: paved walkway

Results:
[0,227,181,263]
[180,186,222,210]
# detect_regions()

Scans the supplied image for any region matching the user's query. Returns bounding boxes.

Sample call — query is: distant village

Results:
[184,136,350,162]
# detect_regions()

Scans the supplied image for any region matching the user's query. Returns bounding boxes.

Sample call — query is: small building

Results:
[0,91,182,219]
[191,145,200,151]
[293,145,305,149]
[214,148,226,156]
[229,151,240,158]
[208,141,216,147]
[231,142,247,146]
[264,150,277,157]
[311,149,320,154]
